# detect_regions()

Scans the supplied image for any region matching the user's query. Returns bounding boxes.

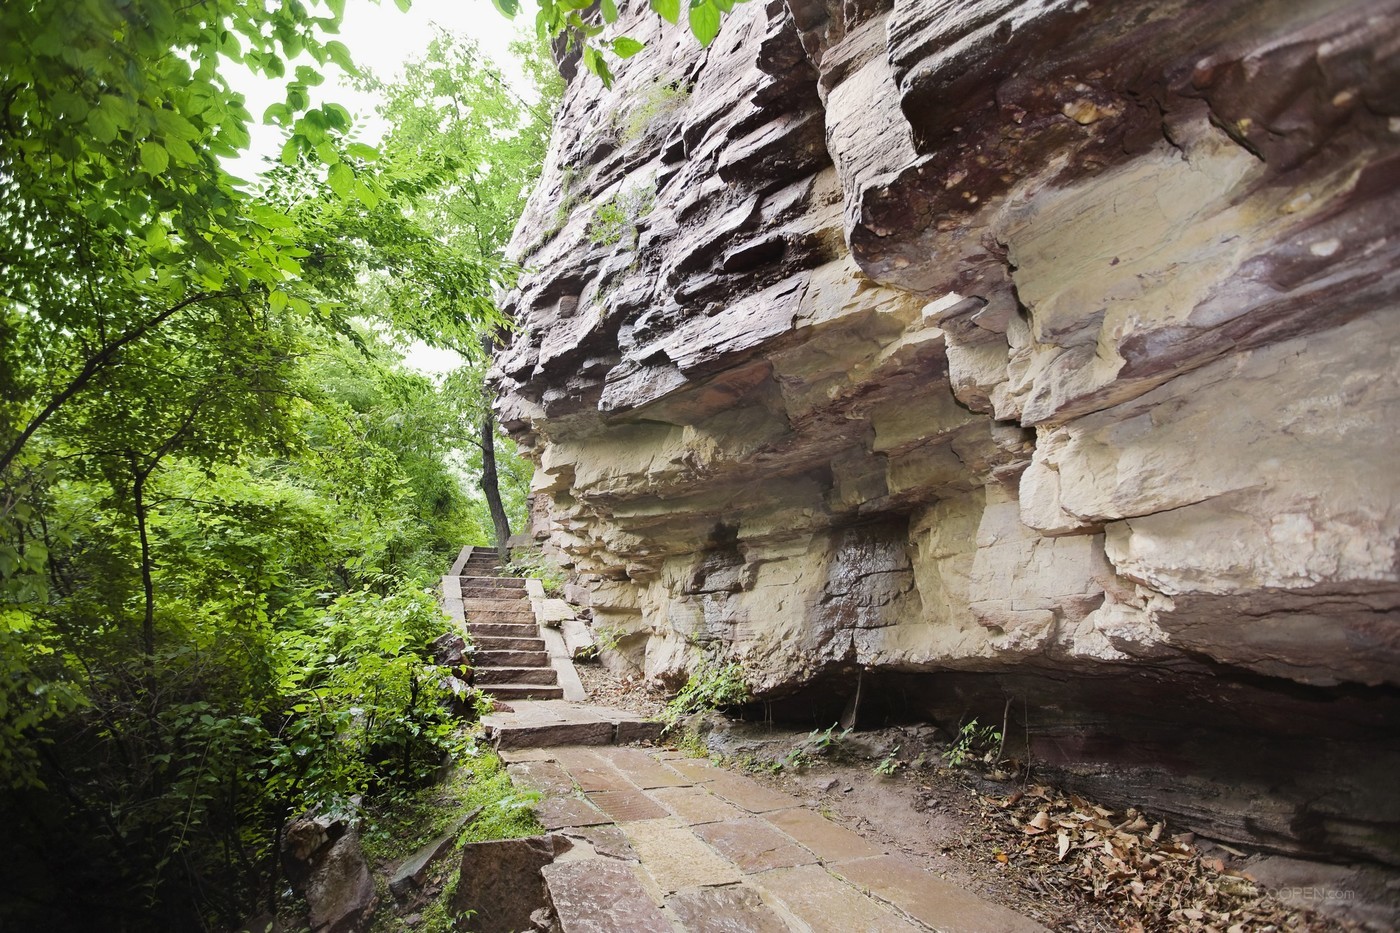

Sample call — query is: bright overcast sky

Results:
[230,0,536,178]
[228,0,540,377]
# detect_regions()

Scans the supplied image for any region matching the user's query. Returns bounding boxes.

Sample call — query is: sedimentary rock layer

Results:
[495,0,1400,861]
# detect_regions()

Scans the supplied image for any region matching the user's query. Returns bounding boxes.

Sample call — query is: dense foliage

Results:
[0,1,552,927]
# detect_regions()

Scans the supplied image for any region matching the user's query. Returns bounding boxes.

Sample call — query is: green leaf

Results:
[352,178,379,208]
[139,141,169,175]
[611,36,645,58]
[154,108,198,139]
[164,135,198,164]
[328,162,354,199]
[281,136,301,166]
[688,0,721,46]
[491,0,520,16]
[394,0,411,10]
[345,142,379,161]
[601,0,618,22]
[650,0,681,24]
[88,107,119,143]
[325,40,356,73]
[268,289,288,312]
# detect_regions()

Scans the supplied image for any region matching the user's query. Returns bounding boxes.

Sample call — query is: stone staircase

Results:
[457,549,564,701]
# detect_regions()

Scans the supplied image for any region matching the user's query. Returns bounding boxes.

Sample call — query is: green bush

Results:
[661,656,751,729]
[505,547,567,597]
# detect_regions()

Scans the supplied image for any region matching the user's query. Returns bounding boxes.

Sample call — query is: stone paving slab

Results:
[497,746,558,763]
[535,794,612,830]
[510,744,1045,933]
[753,863,924,932]
[702,772,804,814]
[596,745,694,788]
[693,818,818,874]
[586,789,670,822]
[506,760,578,796]
[663,757,726,783]
[650,785,748,826]
[833,855,1048,933]
[666,885,791,933]
[622,818,743,894]
[557,750,636,793]
[543,858,675,933]
[763,806,886,863]
[554,823,637,860]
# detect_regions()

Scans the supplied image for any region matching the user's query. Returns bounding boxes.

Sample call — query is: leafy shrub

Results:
[782,723,852,770]
[943,718,1003,768]
[505,547,566,596]
[661,656,751,729]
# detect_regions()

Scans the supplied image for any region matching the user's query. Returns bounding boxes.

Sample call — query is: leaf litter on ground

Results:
[978,783,1352,932]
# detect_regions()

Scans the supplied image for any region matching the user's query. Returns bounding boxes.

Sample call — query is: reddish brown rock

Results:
[450,835,558,933]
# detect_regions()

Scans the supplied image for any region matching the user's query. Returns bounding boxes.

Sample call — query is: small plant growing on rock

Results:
[942,718,1002,769]
[783,723,852,770]
[874,746,902,776]
[660,656,751,729]
[620,79,691,143]
[586,183,657,247]
[504,547,566,596]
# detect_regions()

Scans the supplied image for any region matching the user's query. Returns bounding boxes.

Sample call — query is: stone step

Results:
[459,575,525,589]
[468,622,541,638]
[480,683,565,700]
[472,635,547,652]
[477,649,551,667]
[466,611,536,625]
[462,597,530,611]
[475,666,559,686]
[461,586,527,600]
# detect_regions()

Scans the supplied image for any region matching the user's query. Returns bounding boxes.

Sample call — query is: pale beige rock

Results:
[493,0,1400,865]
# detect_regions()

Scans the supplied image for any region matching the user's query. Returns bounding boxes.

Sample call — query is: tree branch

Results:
[0,288,241,476]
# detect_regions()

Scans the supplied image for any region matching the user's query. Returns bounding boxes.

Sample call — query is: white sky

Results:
[228,0,540,377]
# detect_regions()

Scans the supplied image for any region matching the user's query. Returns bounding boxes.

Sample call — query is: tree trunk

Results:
[480,409,512,564]
[132,465,156,660]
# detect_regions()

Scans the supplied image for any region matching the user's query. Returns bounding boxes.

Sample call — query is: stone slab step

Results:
[459,575,525,589]
[468,622,541,638]
[472,635,547,652]
[460,586,527,600]
[462,597,530,611]
[480,683,565,700]
[477,649,551,667]
[475,666,559,686]
[484,701,664,750]
[467,613,536,626]
[543,858,669,933]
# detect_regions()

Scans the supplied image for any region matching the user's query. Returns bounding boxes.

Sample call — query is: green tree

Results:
[364,31,559,559]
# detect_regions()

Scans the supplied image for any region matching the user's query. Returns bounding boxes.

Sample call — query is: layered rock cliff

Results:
[494,0,1400,864]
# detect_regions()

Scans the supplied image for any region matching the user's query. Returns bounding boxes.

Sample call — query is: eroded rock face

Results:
[495,0,1400,861]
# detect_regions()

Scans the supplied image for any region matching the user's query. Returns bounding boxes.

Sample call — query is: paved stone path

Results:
[503,742,1047,933]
